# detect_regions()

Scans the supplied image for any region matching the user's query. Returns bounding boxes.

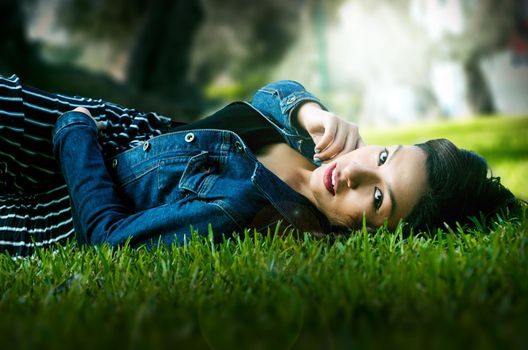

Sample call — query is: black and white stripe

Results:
[0,74,172,256]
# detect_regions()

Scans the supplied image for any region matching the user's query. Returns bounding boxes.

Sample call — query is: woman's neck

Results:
[256,143,316,202]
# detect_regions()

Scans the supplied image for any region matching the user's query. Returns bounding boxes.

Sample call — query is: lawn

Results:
[0,116,527,350]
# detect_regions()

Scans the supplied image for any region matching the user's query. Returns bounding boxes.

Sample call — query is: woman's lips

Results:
[324,163,337,196]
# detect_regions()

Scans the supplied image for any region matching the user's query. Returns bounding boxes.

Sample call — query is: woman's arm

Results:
[296,102,365,162]
[251,80,324,139]
[251,80,364,162]
[52,111,234,247]
[52,111,129,244]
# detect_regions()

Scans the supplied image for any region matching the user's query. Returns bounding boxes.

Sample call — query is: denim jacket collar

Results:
[250,162,330,234]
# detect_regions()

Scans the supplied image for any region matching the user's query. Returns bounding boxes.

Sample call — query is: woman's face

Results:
[308,145,428,230]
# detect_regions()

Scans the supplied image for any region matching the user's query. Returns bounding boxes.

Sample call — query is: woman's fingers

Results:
[356,135,366,149]
[316,126,348,160]
[300,107,364,161]
[314,118,337,154]
[314,120,363,161]
[70,107,106,131]
[72,107,91,116]
[67,107,105,151]
[339,132,357,156]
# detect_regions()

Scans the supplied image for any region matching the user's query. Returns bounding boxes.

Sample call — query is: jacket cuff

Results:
[53,111,98,140]
[281,90,325,118]
[255,80,326,137]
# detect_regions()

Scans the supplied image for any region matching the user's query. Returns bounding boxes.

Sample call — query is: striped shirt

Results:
[0,74,172,256]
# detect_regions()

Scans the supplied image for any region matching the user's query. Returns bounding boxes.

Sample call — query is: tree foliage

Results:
[55,0,145,44]
[47,0,342,102]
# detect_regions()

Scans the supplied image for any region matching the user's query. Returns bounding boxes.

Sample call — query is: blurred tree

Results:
[190,0,304,97]
[56,0,203,104]
[190,0,346,99]
[8,0,347,115]
[51,0,345,107]
[0,0,35,74]
[315,0,330,94]
[126,0,203,100]
[358,0,521,115]
[435,0,520,114]
[54,0,142,43]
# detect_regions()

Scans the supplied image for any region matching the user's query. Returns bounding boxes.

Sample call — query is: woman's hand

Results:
[71,107,106,131]
[296,102,365,162]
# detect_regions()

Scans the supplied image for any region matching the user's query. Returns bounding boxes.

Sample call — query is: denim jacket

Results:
[52,80,330,247]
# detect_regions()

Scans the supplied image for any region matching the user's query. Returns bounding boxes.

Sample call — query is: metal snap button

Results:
[287,96,296,104]
[185,132,195,142]
[142,141,150,151]
[112,159,118,168]
[235,141,243,151]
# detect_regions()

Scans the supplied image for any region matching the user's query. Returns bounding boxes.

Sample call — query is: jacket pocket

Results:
[175,151,223,197]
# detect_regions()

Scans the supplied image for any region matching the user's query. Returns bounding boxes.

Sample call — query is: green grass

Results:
[1,116,527,350]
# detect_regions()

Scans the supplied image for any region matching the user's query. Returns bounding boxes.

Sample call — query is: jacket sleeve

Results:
[251,80,327,137]
[52,112,232,247]
[250,80,326,158]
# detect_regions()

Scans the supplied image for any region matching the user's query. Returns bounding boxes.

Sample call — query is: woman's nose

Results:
[343,162,378,189]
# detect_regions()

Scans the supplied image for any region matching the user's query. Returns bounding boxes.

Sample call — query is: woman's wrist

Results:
[296,101,324,132]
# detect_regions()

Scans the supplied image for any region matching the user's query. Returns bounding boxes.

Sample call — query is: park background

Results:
[3,0,528,122]
[1,0,527,200]
[0,1,527,349]
[2,0,528,121]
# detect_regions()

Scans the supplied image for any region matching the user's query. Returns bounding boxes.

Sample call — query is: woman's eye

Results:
[378,148,389,165]
[374,187,384,210]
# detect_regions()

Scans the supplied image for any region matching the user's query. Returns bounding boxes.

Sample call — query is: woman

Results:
[0,74,518,256]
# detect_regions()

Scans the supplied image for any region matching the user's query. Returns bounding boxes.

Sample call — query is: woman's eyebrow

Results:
[387,145,402,218]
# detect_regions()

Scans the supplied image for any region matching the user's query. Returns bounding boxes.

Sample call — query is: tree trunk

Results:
[0,0,33,75]
[126,0,203,103]
[463,55,495,115]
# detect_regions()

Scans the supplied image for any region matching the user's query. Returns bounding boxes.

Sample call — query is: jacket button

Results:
[235,141,243,151]
[112,159,118,168]
[142,141,150,151]
[185,133,195,142]
[287,96,296,104]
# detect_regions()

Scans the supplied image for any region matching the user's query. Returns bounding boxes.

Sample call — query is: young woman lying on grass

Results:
[0,74,520,256]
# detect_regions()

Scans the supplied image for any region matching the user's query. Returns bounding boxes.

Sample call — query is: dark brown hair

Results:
[405,139,520,232]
